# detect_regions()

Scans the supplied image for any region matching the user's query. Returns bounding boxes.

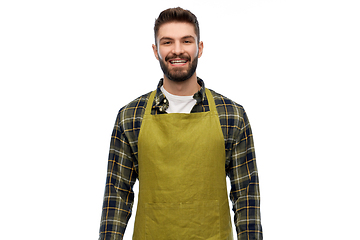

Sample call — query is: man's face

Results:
[152,22,203,82]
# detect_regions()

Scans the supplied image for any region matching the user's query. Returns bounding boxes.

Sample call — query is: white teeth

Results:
[170,60,187,64]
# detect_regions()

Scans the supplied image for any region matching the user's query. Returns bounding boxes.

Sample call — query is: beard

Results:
[158,53,198,82]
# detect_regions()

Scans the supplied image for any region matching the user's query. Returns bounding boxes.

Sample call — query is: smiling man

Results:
[99,7,263,240]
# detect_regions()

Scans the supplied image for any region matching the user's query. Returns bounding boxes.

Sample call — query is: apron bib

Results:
[133,89,233,240]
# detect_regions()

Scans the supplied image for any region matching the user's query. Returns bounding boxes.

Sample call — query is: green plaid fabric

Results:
[99,78,263,240]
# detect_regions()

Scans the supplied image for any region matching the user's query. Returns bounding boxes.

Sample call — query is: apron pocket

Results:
[145,200,220,240]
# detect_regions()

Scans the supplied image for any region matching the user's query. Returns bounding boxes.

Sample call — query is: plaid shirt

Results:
[99,78,263,240]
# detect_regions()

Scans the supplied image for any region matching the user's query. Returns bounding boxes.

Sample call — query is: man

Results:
[99,7,263,240]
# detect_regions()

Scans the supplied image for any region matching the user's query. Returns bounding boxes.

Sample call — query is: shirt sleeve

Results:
[99,113,138,240]
[227,110,263,240]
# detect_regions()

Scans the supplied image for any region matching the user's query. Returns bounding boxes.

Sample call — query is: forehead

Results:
[157,22,197,41]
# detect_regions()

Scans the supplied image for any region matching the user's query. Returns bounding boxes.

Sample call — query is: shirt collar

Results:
[153,77,206,112]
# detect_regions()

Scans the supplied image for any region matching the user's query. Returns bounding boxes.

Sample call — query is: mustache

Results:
[165,54,191,62]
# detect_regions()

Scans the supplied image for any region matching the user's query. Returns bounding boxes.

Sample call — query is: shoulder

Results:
[207,89,253,144]
[116,91,152,127]
[207,88,246,119]
[119,92,151,113]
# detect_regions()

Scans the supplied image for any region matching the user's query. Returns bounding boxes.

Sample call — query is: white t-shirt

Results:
[161,86,197,114]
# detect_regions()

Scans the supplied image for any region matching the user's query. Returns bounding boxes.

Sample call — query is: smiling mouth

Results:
[169,59,188,66]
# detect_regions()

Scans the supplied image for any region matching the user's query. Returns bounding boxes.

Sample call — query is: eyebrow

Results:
[159,35,196,42]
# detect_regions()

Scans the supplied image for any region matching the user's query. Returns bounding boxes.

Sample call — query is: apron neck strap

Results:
[205,88,217,113]
[145,88,217,115]
[145,90,157,115]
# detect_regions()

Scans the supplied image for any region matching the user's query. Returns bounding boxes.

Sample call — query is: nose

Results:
[172,41,184,55]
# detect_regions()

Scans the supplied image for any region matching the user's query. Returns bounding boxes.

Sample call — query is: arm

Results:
[99,113,138,240]
[227,111,263,240]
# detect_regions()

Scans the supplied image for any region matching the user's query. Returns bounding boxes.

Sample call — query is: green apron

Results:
[133,89,233,240]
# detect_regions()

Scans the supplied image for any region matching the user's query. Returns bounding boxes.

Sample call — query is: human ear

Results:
[197,41,204,58]
[152,44,159,60]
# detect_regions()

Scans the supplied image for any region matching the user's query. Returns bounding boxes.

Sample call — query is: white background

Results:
[1,0,359,239]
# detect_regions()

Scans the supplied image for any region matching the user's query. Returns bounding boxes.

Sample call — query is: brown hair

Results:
[154,7,200,45]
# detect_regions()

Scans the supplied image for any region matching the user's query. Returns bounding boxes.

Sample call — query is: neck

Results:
[163,74,200,96]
